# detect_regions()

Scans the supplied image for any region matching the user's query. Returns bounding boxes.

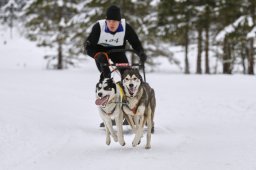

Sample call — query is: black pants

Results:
[95,53,128,78]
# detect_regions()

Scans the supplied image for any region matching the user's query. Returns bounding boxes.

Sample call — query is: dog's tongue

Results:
[95,96,109,106]
[128,87,136,95]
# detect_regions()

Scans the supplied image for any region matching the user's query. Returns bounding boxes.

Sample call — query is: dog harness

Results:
[100,104,116,115]
[116,82,125,103]
[125,88,144,114]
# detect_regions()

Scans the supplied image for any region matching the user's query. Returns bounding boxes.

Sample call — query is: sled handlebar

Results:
[101,63,142,68]
[106,49,137,55]
[101,49,147,82]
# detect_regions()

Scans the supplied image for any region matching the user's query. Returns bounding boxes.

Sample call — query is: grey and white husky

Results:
[95,77,125,146]
[122,69,156,149]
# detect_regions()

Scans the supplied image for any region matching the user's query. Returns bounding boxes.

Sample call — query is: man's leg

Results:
[95,53,111,78]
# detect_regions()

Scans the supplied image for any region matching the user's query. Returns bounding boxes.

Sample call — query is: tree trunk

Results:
[241,52,246,74]
[248,38,254,75]
[184,24,190,74]
[248,0,255,75]
[205,25,210,74]
[196,26,202,74]
[223,37,232,74]
[57,41,63,69]
[241,43,247,74]
[10,4,14,39]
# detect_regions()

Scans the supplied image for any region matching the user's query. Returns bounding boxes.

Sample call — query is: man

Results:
[85,5,147,79]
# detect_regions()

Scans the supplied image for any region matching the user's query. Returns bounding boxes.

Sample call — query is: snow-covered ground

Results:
[1,27,256,170]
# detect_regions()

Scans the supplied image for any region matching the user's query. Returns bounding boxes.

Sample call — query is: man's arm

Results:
[84,23,101,58]
[125,23,146,58]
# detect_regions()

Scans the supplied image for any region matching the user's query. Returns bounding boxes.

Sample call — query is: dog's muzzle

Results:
[127,84,136,96]
[95,95,109,106]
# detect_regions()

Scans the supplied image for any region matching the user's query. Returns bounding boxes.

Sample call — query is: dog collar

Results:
[101,104,117,115]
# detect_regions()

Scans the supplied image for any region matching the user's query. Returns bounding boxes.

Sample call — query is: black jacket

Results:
[85,21,144,59]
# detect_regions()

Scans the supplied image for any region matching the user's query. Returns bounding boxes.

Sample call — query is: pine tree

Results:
[193,0,217,74]
[0,0,19,39]
[22,0,80,69]
[246,0,256,75]
[68,0,97,54]
[158,0,197,74]
[215,0,254,74]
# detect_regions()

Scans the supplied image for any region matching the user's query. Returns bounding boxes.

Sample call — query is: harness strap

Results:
[101,104,117,116]
[126,88,143,114]
[116,82,125,102]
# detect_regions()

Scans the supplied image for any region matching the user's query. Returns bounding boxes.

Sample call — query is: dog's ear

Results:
[137,70,143,82]
[106,78,117,93]
[122,68,132,80]
[132,69,143,82]
[99,73,104,82]
[109,77,115,84]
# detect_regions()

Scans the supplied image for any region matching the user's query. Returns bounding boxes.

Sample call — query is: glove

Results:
[140,53,147,63]
[94,52,108,63]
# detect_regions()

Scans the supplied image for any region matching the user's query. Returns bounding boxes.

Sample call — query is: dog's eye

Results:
[104,87,112,91]
[125,78,129,81]
[133,78,137,81]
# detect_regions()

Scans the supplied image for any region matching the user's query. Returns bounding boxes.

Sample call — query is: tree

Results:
[1,0,19,39]
[215,0,255,74]
[246,0,256,75]
[22,0,80,69]
[158,0,198,74]
[194,0,217,74]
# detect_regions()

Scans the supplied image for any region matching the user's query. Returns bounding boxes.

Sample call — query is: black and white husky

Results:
[95,77,125,146]
[122,69,156,149]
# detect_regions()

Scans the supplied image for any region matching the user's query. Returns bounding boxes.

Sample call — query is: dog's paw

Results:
[118,138,125,146]
[132,139,140,147]
[120,141,125,146]
[145,145,151,149]
[138,140,141,145]
[106,139,111,145]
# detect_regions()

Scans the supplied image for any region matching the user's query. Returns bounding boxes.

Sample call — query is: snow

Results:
[0,26,46,69]
[150,0,160,6]
[1,27,256,170]
[216,16,254,42]
[1,0,19,11]
[247,26,256,39]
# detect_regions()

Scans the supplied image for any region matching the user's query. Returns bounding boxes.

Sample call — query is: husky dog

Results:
[95,77,125,146]
[122,69,156,149]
